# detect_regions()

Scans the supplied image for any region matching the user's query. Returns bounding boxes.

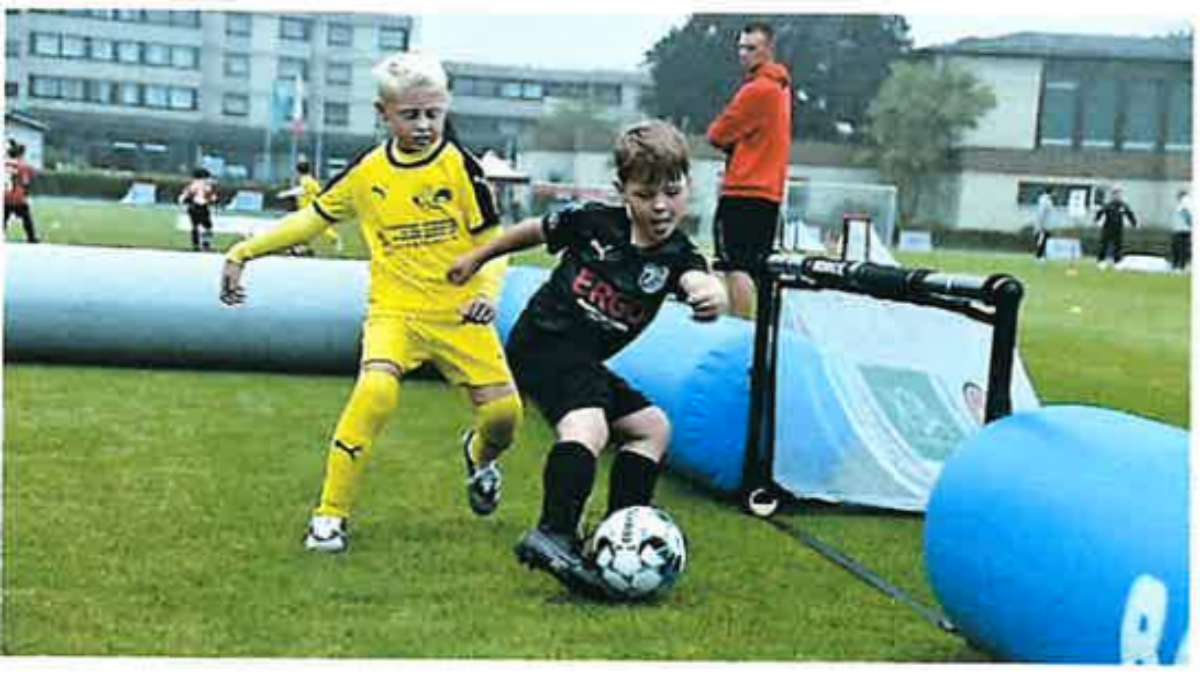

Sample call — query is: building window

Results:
[278,57,308,82]
[500,81,522,99]
[61,34,87,59]
[378,25,407,50]
[225,53,250,78]
[1080,77,1117,149]
[223,93,250,116]
[61,77,86,101]
[546,81,588,99]
[5,81,18,98]
[325,101,349,127]
[6,39,18,57]
[280,17,312,41]
[172,46,198,70]
[522,82,543,99]
[326,62,351,85]
[328,23,352,46]
[89,80,115,104]
[1121,79,1161,151]
[90,38,114,61]
[144,43,171,67]
[115,9,143,23]
[1166,81,1192,151]
[170,10,200,27]
[30,75,60,98]
[119,82,141,106]
[31,32,60,57]
[144,84,169,108]
[169,87,196,110]
[226,12,251,37]
[1039,79,1077,147]
[144,10,171,25]
[117,41,141,64]
[592,84,621,105]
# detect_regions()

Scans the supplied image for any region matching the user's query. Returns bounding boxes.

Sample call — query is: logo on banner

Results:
[860,365,965,462]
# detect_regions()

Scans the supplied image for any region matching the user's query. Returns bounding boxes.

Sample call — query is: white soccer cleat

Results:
[304,515,348,553]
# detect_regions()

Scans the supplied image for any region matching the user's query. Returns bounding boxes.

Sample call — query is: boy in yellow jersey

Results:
[219,51,523,553]
[277,160,342,254]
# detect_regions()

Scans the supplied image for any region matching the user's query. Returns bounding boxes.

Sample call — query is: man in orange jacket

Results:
[707,22,792,318]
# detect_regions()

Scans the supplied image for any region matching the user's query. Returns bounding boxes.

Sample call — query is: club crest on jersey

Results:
[412,186,453,211]
[638,263,669,293]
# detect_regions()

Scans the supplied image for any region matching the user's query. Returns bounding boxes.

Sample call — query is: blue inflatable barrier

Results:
[4,244,368,373]
[925,405,1190,664]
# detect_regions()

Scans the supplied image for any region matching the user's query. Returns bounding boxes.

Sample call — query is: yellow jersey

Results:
[313,137,500,319]
[297,175,321,211]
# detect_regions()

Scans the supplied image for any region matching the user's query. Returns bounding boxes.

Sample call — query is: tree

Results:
[644,14,911,142]
[864,61,996,228]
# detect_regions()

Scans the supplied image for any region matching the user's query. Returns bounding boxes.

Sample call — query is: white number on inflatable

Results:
[1121,574,1167,664]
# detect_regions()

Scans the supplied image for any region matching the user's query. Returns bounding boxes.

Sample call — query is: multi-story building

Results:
[445,60,651,153]
[4,9,651,183]
[4,8,415,180]
[913,32,1192,230]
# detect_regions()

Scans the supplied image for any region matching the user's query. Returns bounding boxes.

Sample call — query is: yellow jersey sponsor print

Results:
[314,138,499,318]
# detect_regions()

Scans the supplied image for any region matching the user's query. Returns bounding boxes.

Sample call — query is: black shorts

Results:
[713,196,780,275]
[188,206,212,228]
[506,333,652,427]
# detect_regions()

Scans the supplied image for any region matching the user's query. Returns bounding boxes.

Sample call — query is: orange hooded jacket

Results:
[706,61,792,204]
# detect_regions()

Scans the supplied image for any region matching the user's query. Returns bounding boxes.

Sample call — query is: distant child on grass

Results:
[219,51,522,553]
[276,159,340,255]
[179,167,218,252]
[448,119,727,595]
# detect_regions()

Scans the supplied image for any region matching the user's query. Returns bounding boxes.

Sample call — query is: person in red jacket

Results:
[707,21,792,318]
[4,141,40,243]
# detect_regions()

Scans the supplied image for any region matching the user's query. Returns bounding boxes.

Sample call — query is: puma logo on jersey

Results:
[334,439,364,461]
[590,239,614,260]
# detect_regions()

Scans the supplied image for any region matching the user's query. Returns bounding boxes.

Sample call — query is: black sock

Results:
[538,441,596,538]
[607,451,661,515]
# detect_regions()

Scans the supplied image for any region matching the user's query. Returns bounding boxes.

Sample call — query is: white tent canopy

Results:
[479,151,529,183]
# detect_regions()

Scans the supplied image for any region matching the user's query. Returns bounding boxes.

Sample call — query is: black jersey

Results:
[510,202,708,362]
[1095,199,1137,231]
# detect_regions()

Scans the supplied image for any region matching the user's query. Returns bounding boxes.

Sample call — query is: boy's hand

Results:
[686,286,723,322]
[460,296,497,324]
[447,254,481,286]
[220,260,246,306]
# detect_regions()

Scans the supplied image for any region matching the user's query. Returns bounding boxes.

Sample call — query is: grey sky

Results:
[415,12,1191,72]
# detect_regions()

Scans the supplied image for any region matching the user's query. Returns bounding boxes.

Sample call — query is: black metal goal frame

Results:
[742,215,1026,516]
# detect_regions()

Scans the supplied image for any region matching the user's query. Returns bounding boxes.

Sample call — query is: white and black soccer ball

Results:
[589,506,687,600]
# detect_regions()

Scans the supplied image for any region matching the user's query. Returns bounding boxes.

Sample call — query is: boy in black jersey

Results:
[448,120,726,596]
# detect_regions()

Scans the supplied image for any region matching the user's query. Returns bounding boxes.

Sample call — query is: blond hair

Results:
[372,51,449,101]
[613,119,690,186]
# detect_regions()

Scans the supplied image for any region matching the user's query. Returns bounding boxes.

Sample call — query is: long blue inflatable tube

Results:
[4,246,754,491]
[925,405,1190,663]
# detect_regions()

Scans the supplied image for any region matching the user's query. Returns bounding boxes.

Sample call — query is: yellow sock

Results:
[314,369,401,519]
[470,393,522,465]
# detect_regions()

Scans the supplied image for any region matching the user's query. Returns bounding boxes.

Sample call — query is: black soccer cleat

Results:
[514,527,611,600]
[462,430,502,516]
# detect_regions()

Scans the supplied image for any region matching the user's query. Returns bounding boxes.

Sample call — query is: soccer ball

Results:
[589,506,687,600]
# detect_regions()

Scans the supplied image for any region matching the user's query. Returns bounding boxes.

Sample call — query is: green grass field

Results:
[2,198,1190,659]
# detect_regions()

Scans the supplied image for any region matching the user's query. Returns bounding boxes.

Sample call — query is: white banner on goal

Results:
[771,287,1040,511]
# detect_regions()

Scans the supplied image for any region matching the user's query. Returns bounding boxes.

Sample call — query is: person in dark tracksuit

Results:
[1095,186,1137,269]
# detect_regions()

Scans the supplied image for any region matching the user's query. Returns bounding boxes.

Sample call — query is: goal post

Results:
[742,251,1029,516]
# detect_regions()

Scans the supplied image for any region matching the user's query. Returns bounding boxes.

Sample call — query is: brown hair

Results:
[613,119,690,186]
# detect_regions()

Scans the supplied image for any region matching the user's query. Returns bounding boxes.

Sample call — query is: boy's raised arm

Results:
[448,217,547,286]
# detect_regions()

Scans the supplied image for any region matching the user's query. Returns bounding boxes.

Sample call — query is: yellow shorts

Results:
[361,314,514,387]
